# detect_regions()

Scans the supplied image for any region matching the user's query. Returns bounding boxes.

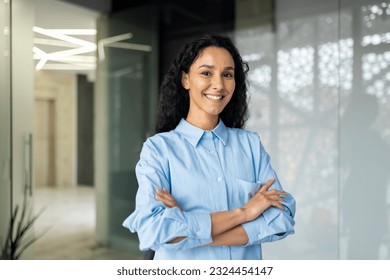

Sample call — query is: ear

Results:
[181,71,190,90]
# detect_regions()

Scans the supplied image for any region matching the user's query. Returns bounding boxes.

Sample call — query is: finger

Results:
[162,187,169,193]
[265,189,288,197]
[155,189,171,201]
[155,188,180,207]
[155,190,166,201]
[160,188,176,201]
[266,193,286,202]
[165,198,177,206]
[271,200,285,211]
[160,191,176,201]
[279,191,288,197]
[259,178,275,191]
[156,195,176,208]
[164,201,177,208]
[157,192,176,204]
[156,188,171,198]
[155,189,163,199]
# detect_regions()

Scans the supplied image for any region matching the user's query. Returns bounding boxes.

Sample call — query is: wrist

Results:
[236,207,249,223]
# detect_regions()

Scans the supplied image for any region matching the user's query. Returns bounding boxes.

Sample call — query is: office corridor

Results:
[22,186,138,260]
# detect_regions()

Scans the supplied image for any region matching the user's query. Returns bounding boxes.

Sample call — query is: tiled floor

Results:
[22,186,139,260]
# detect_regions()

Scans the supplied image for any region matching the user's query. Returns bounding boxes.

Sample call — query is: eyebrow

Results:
[197,64,235,71]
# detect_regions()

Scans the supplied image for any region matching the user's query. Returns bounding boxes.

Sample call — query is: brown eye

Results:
[201,71,211,76]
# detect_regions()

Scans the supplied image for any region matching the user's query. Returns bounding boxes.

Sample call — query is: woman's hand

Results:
[155,188,181,209]
[240,178,287,222]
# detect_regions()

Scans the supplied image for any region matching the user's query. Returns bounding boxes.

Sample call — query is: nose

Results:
[212,75,224,91]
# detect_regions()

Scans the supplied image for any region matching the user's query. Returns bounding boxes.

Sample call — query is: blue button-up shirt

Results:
[123,119,295,260]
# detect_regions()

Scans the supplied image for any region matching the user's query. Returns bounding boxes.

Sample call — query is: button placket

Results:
[201,131,228,212]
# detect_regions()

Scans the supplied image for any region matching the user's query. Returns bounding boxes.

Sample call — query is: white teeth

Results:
[205,95,223,100]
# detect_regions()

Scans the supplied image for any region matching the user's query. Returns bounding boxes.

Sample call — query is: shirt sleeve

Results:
[122,138,213,251]
[242,136,296,246]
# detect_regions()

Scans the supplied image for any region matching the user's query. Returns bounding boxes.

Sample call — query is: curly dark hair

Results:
[155,34,249,133]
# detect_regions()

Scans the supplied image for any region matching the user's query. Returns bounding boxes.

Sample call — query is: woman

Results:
[123,34,296,260]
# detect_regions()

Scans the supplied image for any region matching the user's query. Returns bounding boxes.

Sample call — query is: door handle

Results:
[24,133,33,196]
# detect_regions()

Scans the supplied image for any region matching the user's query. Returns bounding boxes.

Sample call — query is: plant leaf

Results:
[13,207,45,250]
[14,225,50,260]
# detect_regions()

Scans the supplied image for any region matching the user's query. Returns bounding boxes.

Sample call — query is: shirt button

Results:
[217,177,223,182]
[258,234,262,238]
[196,230,202,236]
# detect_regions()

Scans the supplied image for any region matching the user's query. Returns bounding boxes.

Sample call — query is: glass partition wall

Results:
[236,0,390,259]
[95,5,158,256]
[235,0,341,259]
[339,0,390,259]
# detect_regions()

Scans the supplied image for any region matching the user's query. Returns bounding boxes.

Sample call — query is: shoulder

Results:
[142,130,182,153]
[226,127,261,143]
[226,127,267,158]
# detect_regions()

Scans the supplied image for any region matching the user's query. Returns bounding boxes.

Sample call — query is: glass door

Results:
[9,0,102,260]
[95,5,159,257]
[1,0,34,260]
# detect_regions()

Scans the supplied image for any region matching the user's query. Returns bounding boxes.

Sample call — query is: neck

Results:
[186,113,219,130]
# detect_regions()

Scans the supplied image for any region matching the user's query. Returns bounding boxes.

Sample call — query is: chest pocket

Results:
[230,178,261,208]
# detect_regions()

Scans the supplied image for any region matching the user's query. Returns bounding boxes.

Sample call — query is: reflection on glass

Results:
[340,0,390,259]
[341,94,390,259]
[277,46,314,112]
[236,0,390,259]
[236,0,340,259]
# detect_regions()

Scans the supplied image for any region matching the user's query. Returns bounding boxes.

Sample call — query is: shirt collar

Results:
[175,118,228,147]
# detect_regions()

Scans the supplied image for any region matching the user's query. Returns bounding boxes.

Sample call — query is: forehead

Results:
[191,46,234,67]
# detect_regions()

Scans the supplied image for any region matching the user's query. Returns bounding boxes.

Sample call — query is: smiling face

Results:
[181,46,235,130]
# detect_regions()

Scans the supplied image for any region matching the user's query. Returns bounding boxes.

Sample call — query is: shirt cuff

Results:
[157,211,213,251]
[262,206,282,225]
[183,211,212,240]
[242,207,295,246]
[242,215,271,246]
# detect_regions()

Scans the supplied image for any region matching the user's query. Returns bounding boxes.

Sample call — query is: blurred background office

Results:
[0,0,389,260]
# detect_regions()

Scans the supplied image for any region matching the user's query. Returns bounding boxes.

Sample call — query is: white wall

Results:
[0,0,11,246]
[11,0,35,209]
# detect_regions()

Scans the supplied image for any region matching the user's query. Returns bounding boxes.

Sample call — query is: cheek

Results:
[225,83,235,103]
[189,76,209,89]
[224,94,234,105]
[196,79,210,90]
[226,81,235,94]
